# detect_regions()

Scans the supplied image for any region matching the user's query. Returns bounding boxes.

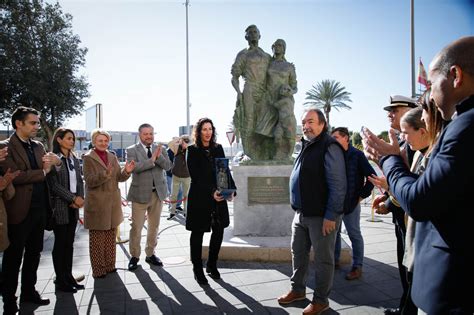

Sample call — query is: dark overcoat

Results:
[0,134,52,224]
[185,144,236,232]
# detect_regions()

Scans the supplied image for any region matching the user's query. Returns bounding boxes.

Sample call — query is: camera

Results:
[181,135,190,144]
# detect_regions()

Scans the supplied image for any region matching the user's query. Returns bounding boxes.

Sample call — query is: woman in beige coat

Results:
[0,147,20,252]
[83,129,135,278]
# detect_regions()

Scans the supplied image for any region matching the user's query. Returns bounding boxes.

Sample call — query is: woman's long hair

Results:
[51,127,76,156]
[418,89,443,151]
[192,117,217,148]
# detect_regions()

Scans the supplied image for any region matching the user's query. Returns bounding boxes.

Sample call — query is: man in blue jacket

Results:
[363,36,474,315]
[277,108,346,315]
[331,127,375,280]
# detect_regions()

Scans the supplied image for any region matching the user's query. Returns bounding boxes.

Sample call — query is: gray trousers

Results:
[290,211,341,304]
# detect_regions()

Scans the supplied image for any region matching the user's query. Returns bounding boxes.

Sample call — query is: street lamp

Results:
[185,0,191,135]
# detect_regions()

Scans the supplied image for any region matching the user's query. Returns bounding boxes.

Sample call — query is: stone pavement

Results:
[0,188,403,314]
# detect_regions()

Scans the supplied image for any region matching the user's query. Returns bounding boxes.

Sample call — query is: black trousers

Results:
[392,209,411,312]
[52,209,77,285]
[190,226,224,267]
[1,206,45,300]
[402,271,418,315]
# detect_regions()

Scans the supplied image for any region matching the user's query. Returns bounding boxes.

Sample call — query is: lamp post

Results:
[185,0,191,136]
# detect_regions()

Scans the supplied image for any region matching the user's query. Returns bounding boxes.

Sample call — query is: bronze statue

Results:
[232,28,297,161]
[266,39,297,160]
[231,25,271,160]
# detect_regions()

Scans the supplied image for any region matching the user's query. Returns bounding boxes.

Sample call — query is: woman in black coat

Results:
[186,118,236,285]
[48,128,85,292]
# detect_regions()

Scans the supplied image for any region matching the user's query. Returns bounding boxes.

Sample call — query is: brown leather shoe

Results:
[302,302,329,314]
[277,290,306,304]
[345,266,362,280]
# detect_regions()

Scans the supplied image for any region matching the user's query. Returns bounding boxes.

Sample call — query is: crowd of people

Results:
[1,35,473,315]
[0,111,235,314]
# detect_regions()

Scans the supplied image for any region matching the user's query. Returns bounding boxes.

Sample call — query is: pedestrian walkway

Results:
[0,191,402,314]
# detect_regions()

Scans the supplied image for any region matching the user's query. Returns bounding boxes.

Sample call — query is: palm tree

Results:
[304,79,352,128]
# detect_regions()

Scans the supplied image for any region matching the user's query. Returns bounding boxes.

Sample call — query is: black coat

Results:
[185,144,236,232]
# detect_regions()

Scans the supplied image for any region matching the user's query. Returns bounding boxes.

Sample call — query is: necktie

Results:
[147,146,155,189]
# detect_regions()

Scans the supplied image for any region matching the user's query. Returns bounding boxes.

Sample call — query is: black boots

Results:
[206,263,221,280]
[193,266,208,285]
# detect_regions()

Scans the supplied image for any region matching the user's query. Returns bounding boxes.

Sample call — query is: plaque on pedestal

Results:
[215,158,236,199]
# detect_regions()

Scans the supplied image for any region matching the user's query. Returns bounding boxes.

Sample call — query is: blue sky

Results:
[55,0,474,145]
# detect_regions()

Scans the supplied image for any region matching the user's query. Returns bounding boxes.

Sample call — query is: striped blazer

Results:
[47,153,84,225]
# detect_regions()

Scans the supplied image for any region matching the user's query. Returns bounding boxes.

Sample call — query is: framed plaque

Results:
[215,158,236,199]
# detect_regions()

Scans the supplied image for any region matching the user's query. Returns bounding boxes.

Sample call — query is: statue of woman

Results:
[256,39,297,160]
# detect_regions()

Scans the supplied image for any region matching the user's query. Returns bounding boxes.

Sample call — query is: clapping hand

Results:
[151,146,162,162]
[124,160,135,174]
[0,168,20,191]
[361,127,400,164]
[368,175,389,191]
[0,147,8,162]
[44,152,61,166]
[42,156,53,174]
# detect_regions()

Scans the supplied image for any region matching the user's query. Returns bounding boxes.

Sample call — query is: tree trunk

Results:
[40,117,53,151]
[325,110,330,130]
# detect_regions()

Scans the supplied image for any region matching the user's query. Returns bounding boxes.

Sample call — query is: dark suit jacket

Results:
[185,144,236,232]
[47,154,84,225]
[381,95,474,314]
[0,134,52,224]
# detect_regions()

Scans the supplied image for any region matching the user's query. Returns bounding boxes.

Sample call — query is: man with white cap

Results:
[373,95,417,315]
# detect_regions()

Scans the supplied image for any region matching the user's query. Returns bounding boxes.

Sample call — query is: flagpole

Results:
[410,0,416,98]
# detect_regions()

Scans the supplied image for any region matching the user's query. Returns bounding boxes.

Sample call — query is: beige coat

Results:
[0,183,15,251]
[83,150,130,230]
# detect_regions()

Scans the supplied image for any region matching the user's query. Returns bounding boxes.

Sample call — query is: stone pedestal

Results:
[232,164,294,236]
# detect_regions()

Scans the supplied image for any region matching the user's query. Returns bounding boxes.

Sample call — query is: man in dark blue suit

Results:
[363,36,474,315]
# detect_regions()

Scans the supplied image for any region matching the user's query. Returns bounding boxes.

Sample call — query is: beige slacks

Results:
[129,192,162,258]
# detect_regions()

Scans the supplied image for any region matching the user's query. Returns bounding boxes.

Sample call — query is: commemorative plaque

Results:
[247,176,289,205]
[215,158,236,199]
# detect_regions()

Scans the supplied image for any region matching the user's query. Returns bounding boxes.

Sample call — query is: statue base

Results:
[232,164,294,236]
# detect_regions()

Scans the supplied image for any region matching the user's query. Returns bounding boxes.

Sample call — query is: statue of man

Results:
[231,25,271,160]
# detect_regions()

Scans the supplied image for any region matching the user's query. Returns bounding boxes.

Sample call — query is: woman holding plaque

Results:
[186,117,236,285]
